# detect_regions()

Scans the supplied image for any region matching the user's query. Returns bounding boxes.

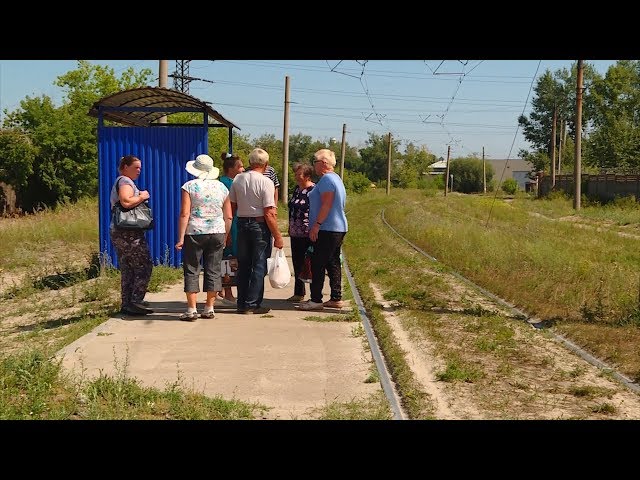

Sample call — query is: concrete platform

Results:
[57,239,380,419]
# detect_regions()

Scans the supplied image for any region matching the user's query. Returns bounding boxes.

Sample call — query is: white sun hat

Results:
[185,154,220,180]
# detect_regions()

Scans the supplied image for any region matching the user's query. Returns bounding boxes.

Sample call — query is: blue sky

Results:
[0,59,617,160]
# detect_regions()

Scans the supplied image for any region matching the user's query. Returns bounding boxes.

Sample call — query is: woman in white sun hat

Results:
[175,154,232,321]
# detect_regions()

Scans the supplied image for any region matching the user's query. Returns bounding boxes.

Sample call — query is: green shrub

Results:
[344,171,372,194]
[501,178,518,195]
[612,194,639,209]
[449,158,494,193]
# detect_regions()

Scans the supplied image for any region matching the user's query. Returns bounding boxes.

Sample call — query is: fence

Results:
[539,174,640,202]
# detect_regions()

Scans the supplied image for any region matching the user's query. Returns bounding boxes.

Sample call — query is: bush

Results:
[501,178,518,195]
[612,194,639,209]
[417,175,443,195]
[449,158,494,193]
[344,170,372,194]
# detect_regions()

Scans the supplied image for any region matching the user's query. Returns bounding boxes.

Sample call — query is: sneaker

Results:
[286,295,304,302]
[323,299,345,308]
[121,303,153,315]
[298,300,324,311]
[238,306,271,315]
[200,309,215,319]
[179,311,199,321]
[131,302,154,314]
[217,298,237,307]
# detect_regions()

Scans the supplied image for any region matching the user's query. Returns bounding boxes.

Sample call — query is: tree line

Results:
[0,61,447,213]
[518,60,640,175]
[9,60,638,212]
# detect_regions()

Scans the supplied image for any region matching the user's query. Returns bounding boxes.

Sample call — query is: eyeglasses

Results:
[313,160,325,164]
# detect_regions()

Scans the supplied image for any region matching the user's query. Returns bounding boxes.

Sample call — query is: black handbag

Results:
[111,177,154,230]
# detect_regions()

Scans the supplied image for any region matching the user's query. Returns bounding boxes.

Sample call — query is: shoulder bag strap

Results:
[113,177,124,210]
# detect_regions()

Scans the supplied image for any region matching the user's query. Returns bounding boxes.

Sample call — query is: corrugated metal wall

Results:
[98,126,208,268]
[540,173,640,202]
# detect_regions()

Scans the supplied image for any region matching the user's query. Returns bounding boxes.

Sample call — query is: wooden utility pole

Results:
[482,146,486,193]
[444,145,451,197]
[574,60,583,211]
[339,123,347,179]
[282,76,290,203]
[386,132,392,195]
[158,60,168,123]
[551,104,557,186]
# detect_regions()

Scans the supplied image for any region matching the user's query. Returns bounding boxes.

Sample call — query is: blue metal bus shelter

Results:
[88,87,239,268]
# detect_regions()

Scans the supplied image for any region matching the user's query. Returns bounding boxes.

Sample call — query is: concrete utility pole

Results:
[386,132,392,195]
[551,104,557,186]
[482,146,486,193]
[282,76,290,204]
[158,60,168,123]
[574,60,584,211]
[558,120,565,175]
[340,123,347,179]
[444,145,451,197]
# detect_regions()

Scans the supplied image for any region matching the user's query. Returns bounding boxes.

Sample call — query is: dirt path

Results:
[370,264,640,419]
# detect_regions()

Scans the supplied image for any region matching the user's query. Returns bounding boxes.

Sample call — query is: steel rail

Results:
[380,209,640,396]
[342,250,408,420]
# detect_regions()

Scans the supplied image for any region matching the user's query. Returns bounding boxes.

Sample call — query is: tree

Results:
[449,157,493,193]
[393,142,436,188]
[2,61,152,210]
[519,149,549,174]
[55,60,152,110]
[518,63,601,172]
[586,60,640,171]
[518,70,564,156]
[0,129,38,202]
[358,132,401,183]
[288,133,323,165]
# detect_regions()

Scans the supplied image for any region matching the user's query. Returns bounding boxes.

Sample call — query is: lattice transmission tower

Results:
[169,60,215,94]
[172,60,192,94]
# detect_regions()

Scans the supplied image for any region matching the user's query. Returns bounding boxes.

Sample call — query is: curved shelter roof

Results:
[88,86,239,129]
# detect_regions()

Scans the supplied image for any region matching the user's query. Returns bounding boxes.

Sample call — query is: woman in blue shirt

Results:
[299,149,348,311]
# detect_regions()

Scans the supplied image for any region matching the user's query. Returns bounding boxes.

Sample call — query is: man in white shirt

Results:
[229,148,284,314]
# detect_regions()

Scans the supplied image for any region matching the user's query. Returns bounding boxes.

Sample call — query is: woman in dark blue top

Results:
[287,162,315,302]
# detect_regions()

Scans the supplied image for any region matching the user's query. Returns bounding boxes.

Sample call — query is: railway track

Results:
[379,208,640,397]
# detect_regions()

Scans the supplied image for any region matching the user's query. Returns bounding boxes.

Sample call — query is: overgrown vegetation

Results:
[341,189,640,418]
[0,198,260,419]
[0,198,381,419]
[0,349,266,419]
[373,189,640,382]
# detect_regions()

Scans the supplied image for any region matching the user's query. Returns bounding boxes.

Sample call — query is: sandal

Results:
[179,311,199,321]
[200,310,215,319]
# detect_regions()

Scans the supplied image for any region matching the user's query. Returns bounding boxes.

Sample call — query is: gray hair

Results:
[314,149,336,168]
[248,148,269,167]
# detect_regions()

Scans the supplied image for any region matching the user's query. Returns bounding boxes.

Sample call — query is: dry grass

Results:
[342,189,640,419]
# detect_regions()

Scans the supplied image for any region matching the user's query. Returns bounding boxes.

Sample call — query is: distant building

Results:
[486,159,534,190]
[426,158,534,190]
[426,160,447,175]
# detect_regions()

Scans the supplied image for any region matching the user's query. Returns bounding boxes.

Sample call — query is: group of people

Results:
[108,147,348,319]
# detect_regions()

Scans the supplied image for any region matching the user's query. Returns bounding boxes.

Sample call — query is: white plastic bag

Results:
[267,248,291,289]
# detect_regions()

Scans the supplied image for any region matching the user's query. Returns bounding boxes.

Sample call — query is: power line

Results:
[486,60,542,227]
